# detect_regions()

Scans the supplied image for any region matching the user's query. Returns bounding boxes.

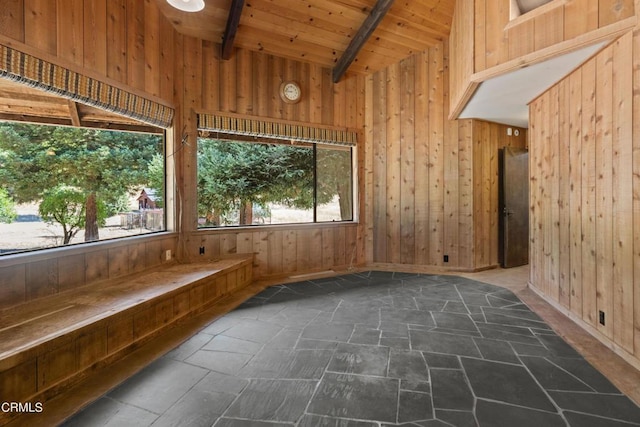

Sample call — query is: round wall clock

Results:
[279,81,302,104]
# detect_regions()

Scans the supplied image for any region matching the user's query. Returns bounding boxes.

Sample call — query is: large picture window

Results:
[0,122,165,255]
[197,137,353,227]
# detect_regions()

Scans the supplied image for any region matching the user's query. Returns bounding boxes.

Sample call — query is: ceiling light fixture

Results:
[167,0,205,12]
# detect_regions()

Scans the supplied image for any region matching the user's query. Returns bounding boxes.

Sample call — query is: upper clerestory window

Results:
[510,0,555,20]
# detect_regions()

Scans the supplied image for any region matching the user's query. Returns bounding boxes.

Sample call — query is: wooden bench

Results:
[0,257,253,423]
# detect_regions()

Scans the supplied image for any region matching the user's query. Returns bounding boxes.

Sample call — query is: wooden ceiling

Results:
[0,1,454,131]
[0,79,162,133]
[156,0,455,76]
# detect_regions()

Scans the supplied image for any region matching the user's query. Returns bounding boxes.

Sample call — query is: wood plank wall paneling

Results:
[529,31,639,367]
[0,0,176,101]
[633,11,640,356]
[449,0,475,128]
[474,0,635,73]
[0,236,178,310]
[189,225,359,280]
[449,0,635,118]
[0,0,178,309]
[175,40,366,277]
[366,41,527,271]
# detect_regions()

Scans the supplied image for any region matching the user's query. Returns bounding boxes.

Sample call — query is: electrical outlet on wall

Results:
[165,249,172,261]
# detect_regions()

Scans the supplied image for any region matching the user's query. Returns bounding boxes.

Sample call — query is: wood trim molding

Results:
[449,81,480,120]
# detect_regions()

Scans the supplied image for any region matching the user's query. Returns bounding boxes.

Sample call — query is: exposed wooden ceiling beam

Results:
[332,0,395,83]
[221,0,245,60]
[67,100,82,127]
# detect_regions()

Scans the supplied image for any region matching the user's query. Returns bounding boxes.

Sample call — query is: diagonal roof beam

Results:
[221,0,245,60]
[332,0,395,83]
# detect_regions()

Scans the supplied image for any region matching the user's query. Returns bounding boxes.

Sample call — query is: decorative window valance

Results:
[0,44,174,128]
[198,113,357,147]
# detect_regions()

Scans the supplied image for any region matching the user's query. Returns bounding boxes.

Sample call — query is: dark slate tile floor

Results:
[62,271,640,426]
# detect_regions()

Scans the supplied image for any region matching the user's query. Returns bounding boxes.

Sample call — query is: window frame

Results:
[0,122,170,257]
[195,134,357,229]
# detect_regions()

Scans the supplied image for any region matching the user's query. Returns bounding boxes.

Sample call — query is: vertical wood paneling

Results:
[159,19,175,103]
[364,74,375,264]
[429,45,445,266]
[298,62,311,124]
[82,0,107,76]
[539,92,550,295]
[333,79,347,128]
[595,47,613,338]
[458,119,473,268]
[144,0,161,96]
[443,41,459,267]
[530,93,542,291]
[283,230,297,274]
[296,229,311,272]
[599,0,635,26]
[558,79,571,308]
[24,0,57,55]
[400,56,416,265]
[366,41,519,271]
[237,49,253,115]
[202,41,220,111]
[56,0,83,65]
[449,0,475,118]
[126,0,145,91]
[414,51,430,265]
[471,0,635,74]
[309,64,323,124]
[106,0,127,82]
[507,19,535,60]
[530,32,640,367]
[568,70,583,317]
[386,63,402,264]
[2,0,175,105]
[220,51,238,113]
[634,22,640,357]
[474,0,487,72]
[175,37,365,278]
[534,6,564,51]
[581,58,598,327]
[373,69,388,262]
[549,85,560,301]
[181,35,202,245]
[612,33,634,352]
[253,51,268,117]
[564,0,598,40]
[472,122,485,269]
[0,0,25,42]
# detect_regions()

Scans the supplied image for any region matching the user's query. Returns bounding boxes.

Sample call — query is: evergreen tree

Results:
[0,123,162,242]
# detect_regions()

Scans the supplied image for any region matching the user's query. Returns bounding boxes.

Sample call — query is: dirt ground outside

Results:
[1,199,345,255]
[0,203,154,254]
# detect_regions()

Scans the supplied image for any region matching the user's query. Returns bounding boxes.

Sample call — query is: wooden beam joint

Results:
[67,100,82,127]
[332,0,395,83]
[221,0,245,60]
